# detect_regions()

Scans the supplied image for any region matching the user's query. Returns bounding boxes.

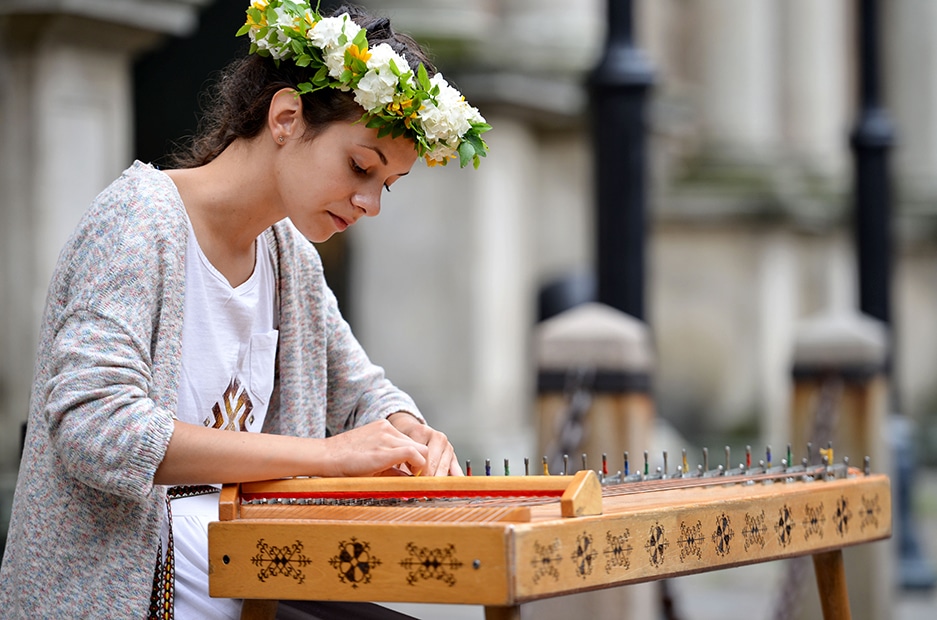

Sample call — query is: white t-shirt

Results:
[167,223,278,619]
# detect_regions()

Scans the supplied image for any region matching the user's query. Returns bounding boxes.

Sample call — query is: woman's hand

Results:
[321,418,431,477]
[387,412,463,477]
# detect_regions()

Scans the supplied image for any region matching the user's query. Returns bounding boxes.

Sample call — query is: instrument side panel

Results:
[209,520,515,606]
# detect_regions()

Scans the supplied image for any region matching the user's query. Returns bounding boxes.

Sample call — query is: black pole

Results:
[851,0,936,591]
[588,0,654,321]
[851,0,895,328]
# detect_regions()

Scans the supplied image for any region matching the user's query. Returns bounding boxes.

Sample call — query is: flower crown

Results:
[238,0,490,168]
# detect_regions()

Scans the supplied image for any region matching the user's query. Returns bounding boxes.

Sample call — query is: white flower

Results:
[308,15,360,51]
[426,142,457,164]
[323,45,349,79]
[353,44,409,110]
[418,74,477,143]
[272,6,297,29]
[255,28,292,60]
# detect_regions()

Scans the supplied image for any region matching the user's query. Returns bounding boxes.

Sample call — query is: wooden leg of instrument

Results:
[485,604,521,620]
[240,599,278,620]
[812,549,852,620]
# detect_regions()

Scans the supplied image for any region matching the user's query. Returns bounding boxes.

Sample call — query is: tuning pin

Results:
[643,451,649,477]
[466,459,472,476]
[746,445,752,469]
[504,458,510,476]
[663,451,669,477]
[766,445,772,469]
[602,453,608,477]
[864,456,871,476]
[725,446,731,472]
[682,449,689,477]
[703,447,709,472]
[524,457,530,476]
[542,456,550,475]
[485,458,491,476]
[563,454,569,476]
[582,453,588,472]
[624,451,630,476]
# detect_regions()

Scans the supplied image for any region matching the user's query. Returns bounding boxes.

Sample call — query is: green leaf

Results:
[417,63,431,91]
[458,141,475,168]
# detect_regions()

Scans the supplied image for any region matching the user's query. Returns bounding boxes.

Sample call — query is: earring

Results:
[278,136,285,143]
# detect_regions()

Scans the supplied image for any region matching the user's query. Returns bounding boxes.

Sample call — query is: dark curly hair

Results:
[169,4,435,168]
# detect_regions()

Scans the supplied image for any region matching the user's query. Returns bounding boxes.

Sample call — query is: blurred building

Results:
[2,0,937,531]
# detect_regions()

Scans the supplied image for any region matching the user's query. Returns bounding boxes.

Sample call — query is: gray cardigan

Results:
[0,161,422,617]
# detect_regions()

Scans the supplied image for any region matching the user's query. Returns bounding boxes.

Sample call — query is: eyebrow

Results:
[360,143,411,179]
[362,144,387,165]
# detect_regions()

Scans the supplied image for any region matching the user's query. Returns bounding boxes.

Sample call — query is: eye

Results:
[350,159,367,175]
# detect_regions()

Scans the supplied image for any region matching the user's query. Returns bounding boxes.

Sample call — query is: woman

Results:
[0,2,489,618]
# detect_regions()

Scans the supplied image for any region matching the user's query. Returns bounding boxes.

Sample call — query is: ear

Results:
[268,87,303,144]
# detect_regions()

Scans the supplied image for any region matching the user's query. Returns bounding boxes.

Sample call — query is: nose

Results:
[352,190,381,218]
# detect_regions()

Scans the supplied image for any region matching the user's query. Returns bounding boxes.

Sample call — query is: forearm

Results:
[154,418,431,485]
[153,420,330,485]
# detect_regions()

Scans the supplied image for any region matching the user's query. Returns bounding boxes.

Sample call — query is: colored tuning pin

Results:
[466,459,472,476]
[485,458,491,476]
[624,451,630,476]
[643,451,649,476]
[602,453,608,476]
[682,449,688,477]
[819,441,833,466]
[766,445,772,469]
[746,445,752,469]
[504,458,510,476]
[542,456,550,475]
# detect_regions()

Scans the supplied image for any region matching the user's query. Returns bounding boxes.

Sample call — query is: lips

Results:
[329,212,351,232]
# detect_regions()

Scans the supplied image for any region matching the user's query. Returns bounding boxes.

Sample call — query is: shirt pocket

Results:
[248,329,279,407]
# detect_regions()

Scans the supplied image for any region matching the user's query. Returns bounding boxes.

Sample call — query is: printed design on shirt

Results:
[205,377,255,431]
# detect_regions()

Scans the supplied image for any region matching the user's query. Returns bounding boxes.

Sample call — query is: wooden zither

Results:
[208,453,891,620]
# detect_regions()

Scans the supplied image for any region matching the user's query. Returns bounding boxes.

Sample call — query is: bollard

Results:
[787,310,893,620]
[526,302,657,620]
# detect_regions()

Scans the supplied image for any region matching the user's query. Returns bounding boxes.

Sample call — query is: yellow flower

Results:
[246,1,269,28]
[346,43,372,64]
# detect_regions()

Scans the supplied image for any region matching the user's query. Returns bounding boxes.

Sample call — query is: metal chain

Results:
[544,366,595,475]
[771,375,844,620]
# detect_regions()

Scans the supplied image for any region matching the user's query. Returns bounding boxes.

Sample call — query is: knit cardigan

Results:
[0,161,422,617]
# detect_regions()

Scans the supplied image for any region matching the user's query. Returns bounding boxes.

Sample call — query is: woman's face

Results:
[274,120,418,242]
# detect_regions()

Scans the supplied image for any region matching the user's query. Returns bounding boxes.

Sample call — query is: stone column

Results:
[885,0,937,199]
[0,0,208,473]
[692,0,781,161]
[350,114,538,465]
[778,0,850,179]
